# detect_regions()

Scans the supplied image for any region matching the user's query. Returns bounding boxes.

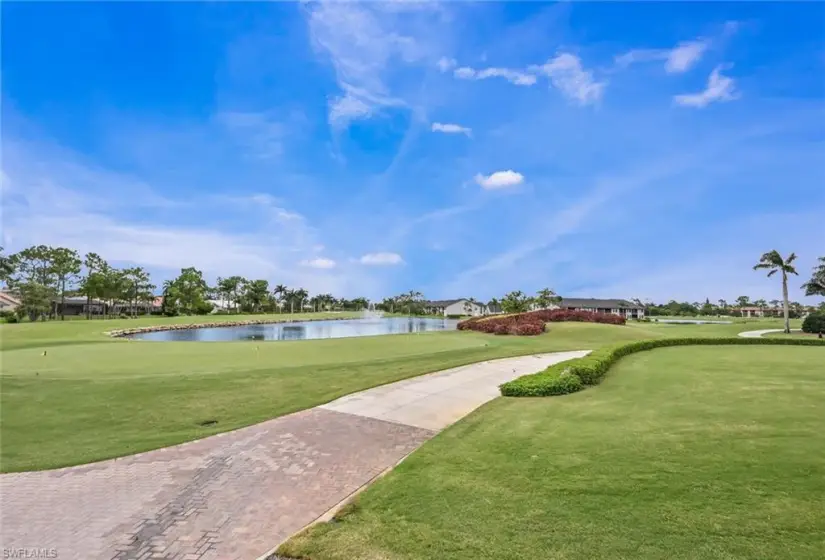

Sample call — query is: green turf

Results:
[0,316,795,471]
[281,345,825,560]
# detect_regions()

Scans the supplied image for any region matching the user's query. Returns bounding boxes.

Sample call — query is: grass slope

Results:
[282,345,825,560]
[0,317,794,471]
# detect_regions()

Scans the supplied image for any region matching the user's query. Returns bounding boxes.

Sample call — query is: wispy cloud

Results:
[616,38,709,74]
[305,1,444,129]
[437,56,456,72]
[453,65,537,86]
[432,122,472,136]
[359,252,404,265]
[531,53,606,105]
[300,257,336,269]
[215,111,286,160]
[474,170,525,190]
[0,133,383,297]
[674,65,738,108]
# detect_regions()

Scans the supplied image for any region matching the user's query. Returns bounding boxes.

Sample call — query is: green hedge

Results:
[500,337,825,397]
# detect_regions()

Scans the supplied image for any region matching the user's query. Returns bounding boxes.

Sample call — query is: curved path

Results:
[738,328,796,338]
[0,350,588,560]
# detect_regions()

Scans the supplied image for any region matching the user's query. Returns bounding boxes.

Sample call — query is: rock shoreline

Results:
[106,315,359,338]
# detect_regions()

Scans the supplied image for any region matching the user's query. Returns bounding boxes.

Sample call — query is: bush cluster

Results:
[500,337,825,397]
[802,312,825,334]
[457,309,625,336]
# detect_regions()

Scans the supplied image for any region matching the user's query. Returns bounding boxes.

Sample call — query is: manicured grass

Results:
[1,319,663,471]
[281,345,825,560]
[0,316,796,471]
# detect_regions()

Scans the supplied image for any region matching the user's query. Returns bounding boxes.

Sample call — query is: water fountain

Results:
[361,302,385,320]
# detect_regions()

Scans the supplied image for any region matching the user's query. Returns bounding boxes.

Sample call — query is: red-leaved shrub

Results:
[457,309,625,336]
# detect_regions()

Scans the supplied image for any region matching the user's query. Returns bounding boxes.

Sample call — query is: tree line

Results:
[1,246,155,321]
[1,245,822,325]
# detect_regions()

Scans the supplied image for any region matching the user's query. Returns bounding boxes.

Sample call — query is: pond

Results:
[125,316,460,342]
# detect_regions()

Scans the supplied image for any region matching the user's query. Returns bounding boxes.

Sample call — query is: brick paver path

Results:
[0,351,585,560]
[1,409,431,560]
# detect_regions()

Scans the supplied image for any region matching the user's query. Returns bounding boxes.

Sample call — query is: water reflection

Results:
[127,317,459,342]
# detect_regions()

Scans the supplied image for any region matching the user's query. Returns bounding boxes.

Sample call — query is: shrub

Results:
[802,312,825,334]
[457,309,625,336]
[511,323,545,336]
[0,310,19,324]
[500,337,825,397]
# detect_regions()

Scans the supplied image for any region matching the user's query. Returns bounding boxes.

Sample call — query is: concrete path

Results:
[738,328,796,338]
[0,351,586,560]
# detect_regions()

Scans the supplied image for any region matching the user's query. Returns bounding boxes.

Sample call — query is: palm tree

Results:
[273,284,287,312]
[753,250,798,334]
[801,257,825,297]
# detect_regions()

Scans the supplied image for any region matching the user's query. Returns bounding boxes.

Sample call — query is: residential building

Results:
[0,291,21,312]
[424,299,486,317]
[558,298,646,319]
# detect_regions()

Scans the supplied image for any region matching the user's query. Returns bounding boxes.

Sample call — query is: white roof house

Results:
[424,299,486,317]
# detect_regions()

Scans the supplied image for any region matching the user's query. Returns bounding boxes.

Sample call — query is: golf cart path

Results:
[0,350,588,560]
[738,329,798,338]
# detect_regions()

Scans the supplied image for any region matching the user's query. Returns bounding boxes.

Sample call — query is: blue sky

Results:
[2,1,824,303]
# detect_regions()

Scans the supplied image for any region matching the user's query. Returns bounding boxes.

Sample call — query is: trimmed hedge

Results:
[458,309,625,336]
[500,336,825,397]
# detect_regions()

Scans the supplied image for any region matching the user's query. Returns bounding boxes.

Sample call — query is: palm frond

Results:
[767,269,777,277]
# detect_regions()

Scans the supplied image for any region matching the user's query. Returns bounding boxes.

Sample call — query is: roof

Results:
[424,299,481,308]
[559,298,644,310]
[0,292,21,306]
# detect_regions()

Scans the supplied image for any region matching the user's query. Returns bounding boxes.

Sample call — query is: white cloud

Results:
[665,40,709,73]
[300,257,337,269]
[0,135,387,297]
[531,53,605,105]
[437,56,456,72]
[474,170,525,190]
[359,252,404,265]
[432,122,472,136]
[453,65,537,86]
[306,2,443,129]
[674,65,738,108]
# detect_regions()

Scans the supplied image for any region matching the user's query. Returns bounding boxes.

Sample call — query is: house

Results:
[424,299,486,317]
[736,306,768,318]
[0,290,21,313]
[54,296,106,316]
[558,298,646,319]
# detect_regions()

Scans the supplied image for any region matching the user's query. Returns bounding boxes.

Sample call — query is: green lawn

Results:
[281,345,825,560]
[0,316,796,471]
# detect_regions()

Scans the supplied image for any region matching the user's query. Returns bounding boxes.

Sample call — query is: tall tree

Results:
[51,248,82,320]
[123,267,155,317]
[294,288,309,313]
[9,245,58,319]
[735,295,751,308]
[801,256,825,297]
[501,290,532,313]
[0,247,15,287]
[82,253,106,318]
[165,267,210,315]
[244,279,270,312]
[535,288,562,310]
[717,299,728,310]
[753,250,798,334]
[218,276,245,312]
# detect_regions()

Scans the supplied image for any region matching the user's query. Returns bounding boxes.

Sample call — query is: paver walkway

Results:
[0,351,586,560]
